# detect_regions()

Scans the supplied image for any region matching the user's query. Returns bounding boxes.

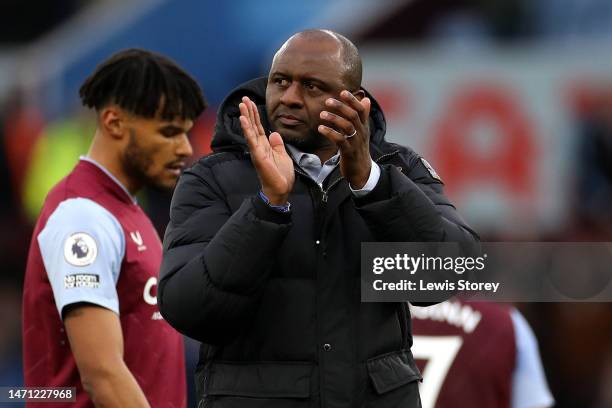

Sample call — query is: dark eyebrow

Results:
[270,72,289,79]
[271,72,326,84]
[269,72,332,91]
[301,76,330,89]
[158,125,186,134]
[301,75,325,83]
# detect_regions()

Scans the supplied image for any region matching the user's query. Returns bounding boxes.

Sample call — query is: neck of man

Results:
[313,144,339,164]
[286,137,339,165]
[87,130,142,195]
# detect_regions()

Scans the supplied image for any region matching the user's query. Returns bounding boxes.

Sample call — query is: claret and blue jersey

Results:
[22,157,186,408]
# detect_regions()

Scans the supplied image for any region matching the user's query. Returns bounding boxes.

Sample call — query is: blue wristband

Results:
[258,190,291,213]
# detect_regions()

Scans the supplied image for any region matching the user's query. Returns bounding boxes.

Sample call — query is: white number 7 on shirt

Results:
[412,336,463,408]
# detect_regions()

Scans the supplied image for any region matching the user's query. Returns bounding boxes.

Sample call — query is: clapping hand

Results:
[239,97,295,205]
[317,90,372,189]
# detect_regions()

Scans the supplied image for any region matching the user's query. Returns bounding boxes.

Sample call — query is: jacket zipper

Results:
[321,177,344,203]
[293,167,328,406]
[293,149,402,405]
[293,167,336,204]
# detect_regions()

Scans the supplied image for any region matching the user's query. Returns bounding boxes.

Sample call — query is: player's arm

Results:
[64,303,150,407]
[38,198,151,405]
[510,309,555,408]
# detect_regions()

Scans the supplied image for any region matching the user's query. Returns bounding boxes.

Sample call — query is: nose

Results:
[279,82,304,108]
[176,133,193,158]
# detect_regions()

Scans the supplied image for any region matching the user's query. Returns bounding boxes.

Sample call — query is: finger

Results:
[361,97,371,124]
[247,99,267,144]
[239,100,251,124]
[318,124,350,146]
[324,97,362,127]
[240,97,254,132]
[245,96,262,141]
[239,102,255,136]
[242,96,257,131]
[339,90,368,123]
[245,97,255,124]
[268,132,286,153]
[319,110,354,136]
[240,100,264,149]
[249,100,267,137]
[240,114,258,149]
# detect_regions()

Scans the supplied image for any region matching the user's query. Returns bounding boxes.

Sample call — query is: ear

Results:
[99,106,125,140]
[352,89,366,101]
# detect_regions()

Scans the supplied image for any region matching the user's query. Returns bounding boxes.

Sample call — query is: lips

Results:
[166,161,185,176]
[277,113,304,126]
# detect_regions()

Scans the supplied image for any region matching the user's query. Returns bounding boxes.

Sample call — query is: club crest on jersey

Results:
[420,158,443,183]
[130,231,147,252]
[63,232,97,266]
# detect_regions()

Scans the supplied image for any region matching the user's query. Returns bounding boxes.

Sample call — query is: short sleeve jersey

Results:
[410,300,553,408]
[22,158,186,408]
[38,197,124,316]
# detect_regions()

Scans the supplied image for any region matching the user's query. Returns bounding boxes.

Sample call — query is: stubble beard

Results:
[281,127,334,153]
[121,129,166,191]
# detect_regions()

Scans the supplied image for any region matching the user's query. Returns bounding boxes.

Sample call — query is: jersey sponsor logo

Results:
[64,273,100,289]
[130,231,147,252]
[144,278,165,320]
[63,232,98,266]
[420,158,443,183]
[143,277,157,305]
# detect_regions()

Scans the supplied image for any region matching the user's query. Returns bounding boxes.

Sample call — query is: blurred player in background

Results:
[22,48,207,407]
[411,299,554,408]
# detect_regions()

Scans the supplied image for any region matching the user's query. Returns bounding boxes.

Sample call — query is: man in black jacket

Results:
[159,29,478,408]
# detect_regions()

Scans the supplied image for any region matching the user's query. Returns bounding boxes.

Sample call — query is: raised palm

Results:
[239,97,295,204]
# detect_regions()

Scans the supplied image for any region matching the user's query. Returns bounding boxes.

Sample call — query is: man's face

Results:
[266,39,348,151]
[120,114,194,190]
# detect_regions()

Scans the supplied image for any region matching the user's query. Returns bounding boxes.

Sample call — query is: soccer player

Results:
[411,299,554,408]
[22,49,206,407]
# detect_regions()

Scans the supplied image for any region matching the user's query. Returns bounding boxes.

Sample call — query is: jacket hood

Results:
[210,77,389,153]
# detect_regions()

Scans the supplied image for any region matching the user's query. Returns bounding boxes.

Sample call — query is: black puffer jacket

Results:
[159,77,478,408]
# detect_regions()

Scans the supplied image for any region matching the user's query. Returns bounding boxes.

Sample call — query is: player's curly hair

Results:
[79,48,207,120]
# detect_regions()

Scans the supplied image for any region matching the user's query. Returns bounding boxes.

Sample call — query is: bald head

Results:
[266,29,367,153]
[273,29,362,90]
